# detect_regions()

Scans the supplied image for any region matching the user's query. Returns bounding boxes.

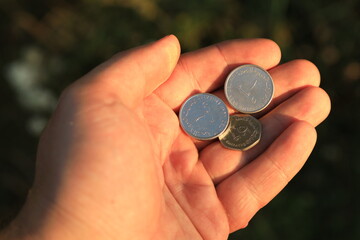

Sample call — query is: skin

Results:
[0,35,331,240]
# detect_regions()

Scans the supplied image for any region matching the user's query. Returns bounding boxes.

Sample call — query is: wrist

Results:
[0,222,30,240]
[0,189,74,240]
[0,187,104,240]
[0,218,38,240]
[0,193,44,240]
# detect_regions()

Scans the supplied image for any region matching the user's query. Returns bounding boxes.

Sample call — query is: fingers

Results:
[211,59,321,114]
[255,59,321,117]
[191,59,321,151]
[197,58,323,153]
[216,121,317,232]
[200,86,331,184]
[69,35,181,108]
[155,38,281,111]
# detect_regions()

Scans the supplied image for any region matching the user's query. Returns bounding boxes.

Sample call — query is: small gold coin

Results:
[219,114,261,151]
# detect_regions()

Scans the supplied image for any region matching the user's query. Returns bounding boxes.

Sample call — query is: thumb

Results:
[77,35,181,107]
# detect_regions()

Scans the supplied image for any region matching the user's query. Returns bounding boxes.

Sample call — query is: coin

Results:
[179,93,229,140]
[224,64,274,113]
[219,114,261,151]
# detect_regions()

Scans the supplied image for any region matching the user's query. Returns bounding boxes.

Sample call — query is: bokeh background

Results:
[0,0,359,239]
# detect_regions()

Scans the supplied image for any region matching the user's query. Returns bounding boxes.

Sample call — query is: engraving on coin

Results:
[224,64,274,113]
[179,93,229,140]
[219,114,261,151]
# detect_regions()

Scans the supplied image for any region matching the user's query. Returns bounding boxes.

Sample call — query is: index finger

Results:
[154,38,281,111]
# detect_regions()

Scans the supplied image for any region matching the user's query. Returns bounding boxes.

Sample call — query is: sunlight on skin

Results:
[0,35,330,240]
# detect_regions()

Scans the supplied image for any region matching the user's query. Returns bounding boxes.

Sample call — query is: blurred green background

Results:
[0,0,359,239]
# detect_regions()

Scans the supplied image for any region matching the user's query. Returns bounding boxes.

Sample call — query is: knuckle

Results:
[292,59,321,86]
[235,219,250,230]
[259,38,281,60]
[306,87,332,120]
[262,38,281,50]
[59,82,81,105]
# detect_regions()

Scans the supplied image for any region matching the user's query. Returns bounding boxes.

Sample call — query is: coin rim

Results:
[179,93,230,140]
[224,64,274,114]
[219,114,262,151]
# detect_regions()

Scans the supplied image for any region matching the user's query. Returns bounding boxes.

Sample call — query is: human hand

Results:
[2,35,330,240]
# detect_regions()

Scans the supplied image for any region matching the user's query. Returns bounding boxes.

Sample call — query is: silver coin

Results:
[224,64,274,113]
[219,114,261,151]
[179,93,229,140]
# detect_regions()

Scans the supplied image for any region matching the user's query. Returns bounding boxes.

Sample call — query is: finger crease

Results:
[214,44,231,73]
[178,57,202,92]
[264,154,290,185]
[239,174,267,209]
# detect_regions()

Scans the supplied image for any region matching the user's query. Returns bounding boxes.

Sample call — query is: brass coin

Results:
[219,114,261,151]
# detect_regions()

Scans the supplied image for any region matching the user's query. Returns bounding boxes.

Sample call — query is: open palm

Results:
[7,36,330,240]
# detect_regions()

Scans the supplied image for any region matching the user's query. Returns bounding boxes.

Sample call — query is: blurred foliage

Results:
[0,0,359,239]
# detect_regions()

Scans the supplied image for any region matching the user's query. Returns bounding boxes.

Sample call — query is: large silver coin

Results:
[225,64,274,113]
[179,93,229,140]
[219,114,261,151]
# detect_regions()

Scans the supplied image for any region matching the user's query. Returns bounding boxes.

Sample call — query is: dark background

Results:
[0,0,359,239]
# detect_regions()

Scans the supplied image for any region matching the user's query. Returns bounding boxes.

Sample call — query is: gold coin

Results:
[219,114,261,151]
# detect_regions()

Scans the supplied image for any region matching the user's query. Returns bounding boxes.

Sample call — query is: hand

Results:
[2,35,330,240]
